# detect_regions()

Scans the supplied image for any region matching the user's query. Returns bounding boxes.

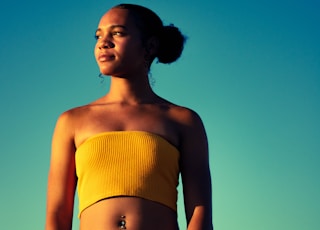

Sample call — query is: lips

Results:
[98,53,115,62]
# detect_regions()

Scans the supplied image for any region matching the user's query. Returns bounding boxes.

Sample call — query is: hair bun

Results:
[157,24,186,64]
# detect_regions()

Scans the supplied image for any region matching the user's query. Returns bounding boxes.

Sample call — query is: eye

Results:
[112,31,125,36]
[94,34,102,40]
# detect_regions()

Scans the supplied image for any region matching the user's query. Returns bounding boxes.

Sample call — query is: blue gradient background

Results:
[0,0,319,229]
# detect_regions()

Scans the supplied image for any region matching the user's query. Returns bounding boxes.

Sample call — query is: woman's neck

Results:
[104,75,157,105]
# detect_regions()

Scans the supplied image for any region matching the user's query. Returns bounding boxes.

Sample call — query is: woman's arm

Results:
[179,110,213,230]
[45,111,77,230]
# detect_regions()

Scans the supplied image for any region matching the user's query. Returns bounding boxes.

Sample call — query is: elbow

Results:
[187,205,213,230]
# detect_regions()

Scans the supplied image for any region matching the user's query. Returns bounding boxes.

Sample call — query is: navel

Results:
[118,215,126,229]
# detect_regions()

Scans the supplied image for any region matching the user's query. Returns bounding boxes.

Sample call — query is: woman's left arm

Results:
[179,109,213,230]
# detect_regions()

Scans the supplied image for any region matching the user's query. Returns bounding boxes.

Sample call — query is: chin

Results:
[99,67,115,76]
[99,63,123,76]
[100,71,111,76]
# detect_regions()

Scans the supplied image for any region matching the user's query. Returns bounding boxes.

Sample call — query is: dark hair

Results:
[113,4,186,64]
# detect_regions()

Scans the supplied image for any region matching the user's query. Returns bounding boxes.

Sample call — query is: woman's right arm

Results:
[45,111,77,230]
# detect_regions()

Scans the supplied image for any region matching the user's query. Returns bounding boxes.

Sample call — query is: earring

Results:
[98,73,105,83]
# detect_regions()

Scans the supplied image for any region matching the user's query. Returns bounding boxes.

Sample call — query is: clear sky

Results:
[0,0,319,229]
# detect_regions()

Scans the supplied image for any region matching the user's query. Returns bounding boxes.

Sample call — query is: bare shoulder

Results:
[167,103,208,155]
[168,104,205,129]
[54,104,92,136]
[58,101,97,122]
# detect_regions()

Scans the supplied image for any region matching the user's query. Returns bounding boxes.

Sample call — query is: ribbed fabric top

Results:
[75,131,180,217]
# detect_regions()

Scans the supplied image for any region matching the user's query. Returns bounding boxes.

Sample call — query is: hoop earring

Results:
[98,73,105,83]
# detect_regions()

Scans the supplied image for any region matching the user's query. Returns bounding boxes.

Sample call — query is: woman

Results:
[45,3,213,230]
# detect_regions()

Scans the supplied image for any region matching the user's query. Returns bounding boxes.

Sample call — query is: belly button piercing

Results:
[119,216,126,229]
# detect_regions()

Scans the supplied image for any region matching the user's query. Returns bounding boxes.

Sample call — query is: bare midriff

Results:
[79,197,179,230]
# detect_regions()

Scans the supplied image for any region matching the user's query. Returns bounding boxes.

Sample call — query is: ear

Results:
[144,36,159,59]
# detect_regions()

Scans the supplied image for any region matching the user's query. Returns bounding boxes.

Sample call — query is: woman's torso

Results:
[71,99,188,229]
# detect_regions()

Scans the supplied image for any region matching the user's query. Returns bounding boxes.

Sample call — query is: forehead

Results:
[98,8,136,28]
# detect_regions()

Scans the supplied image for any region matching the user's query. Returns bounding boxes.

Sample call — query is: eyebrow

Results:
[95,25,127,33]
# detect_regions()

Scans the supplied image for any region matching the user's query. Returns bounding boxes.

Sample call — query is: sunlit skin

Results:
[94,8,147,78]
[45,8,213,230]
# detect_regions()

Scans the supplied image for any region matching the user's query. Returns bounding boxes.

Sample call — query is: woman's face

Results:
[94,8,147,77]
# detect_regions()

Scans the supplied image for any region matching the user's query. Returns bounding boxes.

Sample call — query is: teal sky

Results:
[0,0,319,229]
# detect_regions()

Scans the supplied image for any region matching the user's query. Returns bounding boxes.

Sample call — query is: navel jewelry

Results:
[118,215,126,229]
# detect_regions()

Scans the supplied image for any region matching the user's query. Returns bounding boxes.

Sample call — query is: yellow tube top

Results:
[75,131,180,217]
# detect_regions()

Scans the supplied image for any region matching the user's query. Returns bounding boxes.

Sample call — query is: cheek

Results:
[122,41,146,60]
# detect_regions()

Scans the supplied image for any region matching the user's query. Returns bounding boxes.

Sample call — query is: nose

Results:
[98,39,115,49]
